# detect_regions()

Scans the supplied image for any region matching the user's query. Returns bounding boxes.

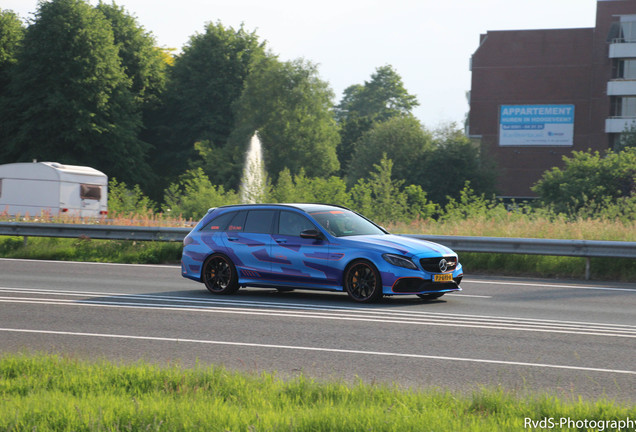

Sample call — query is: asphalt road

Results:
[0,258,634,402]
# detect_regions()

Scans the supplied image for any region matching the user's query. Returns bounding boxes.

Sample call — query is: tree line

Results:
[1,0,634,223]
[0,0,494,204]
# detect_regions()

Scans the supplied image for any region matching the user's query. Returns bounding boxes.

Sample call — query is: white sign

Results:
[499,104,574,146]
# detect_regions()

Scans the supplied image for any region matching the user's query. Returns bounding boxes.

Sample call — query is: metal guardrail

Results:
[404,235,636,259]
[0,222,191,242]
[1,222,635,279]
[403,234,636,280]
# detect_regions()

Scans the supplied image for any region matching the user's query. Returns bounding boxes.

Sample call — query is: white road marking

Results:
[1,286,634,338]
[0,327,633,376]
[467,279,636,292]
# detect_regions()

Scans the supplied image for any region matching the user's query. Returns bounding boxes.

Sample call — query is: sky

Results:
[4,0,599,129]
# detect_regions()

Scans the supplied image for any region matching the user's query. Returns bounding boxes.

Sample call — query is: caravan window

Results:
[80,184,101,200]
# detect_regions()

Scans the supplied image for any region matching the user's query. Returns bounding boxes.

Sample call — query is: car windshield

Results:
[309,209,385,237]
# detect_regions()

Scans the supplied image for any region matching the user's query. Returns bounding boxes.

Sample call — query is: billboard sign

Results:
[499,104,574,146]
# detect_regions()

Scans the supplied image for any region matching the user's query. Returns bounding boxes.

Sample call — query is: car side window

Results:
[200,211,235,232]
[278,211,316,236]
[227,211,247,232]
[243,210,275,234]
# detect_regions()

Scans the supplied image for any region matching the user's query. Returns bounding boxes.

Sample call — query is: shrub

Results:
[162,168,239,219]
[108,178,156,216]
[532,148,636,217]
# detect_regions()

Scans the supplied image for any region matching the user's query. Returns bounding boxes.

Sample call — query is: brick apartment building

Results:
[468,0,636,198]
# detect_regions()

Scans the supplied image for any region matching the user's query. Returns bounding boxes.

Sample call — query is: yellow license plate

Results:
[433,273,453,283]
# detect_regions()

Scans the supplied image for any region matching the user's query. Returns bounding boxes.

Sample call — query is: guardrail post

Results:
[585,257,591,281]
[23,236,28,247]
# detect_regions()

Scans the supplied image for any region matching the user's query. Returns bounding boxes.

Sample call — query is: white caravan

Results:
[0,162,108,217]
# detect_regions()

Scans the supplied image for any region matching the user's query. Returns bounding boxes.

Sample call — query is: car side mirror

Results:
[300,229,323,239]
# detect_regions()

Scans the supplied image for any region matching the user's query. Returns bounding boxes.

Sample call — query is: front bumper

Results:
[391,274,463,294]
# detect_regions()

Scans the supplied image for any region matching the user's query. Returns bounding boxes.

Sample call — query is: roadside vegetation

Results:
[2,152,634,280]
[1,153,635,280]
[1,353,633,432]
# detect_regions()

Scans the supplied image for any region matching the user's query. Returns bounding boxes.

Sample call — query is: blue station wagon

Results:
[181,204,463,303]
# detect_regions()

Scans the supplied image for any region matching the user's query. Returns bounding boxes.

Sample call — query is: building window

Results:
[608,17,636,43]
[614,59,636,79]
[620,21,636,42]
[611,97,636,117]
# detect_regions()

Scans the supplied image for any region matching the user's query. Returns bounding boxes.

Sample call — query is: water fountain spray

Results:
[239,132,266,204]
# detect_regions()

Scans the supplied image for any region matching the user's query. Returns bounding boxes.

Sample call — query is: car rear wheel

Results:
[203,254,239,295]
[344,260,383,303]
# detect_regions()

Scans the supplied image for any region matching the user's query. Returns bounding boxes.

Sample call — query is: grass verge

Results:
[0,236,182,264]
[1,353,634,432]
[460,253,636,282]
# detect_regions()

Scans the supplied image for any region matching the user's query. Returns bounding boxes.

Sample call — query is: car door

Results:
[269,210,339,288]
[222,210,276,282]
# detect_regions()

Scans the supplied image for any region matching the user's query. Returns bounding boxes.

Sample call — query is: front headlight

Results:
[382,253,418,270]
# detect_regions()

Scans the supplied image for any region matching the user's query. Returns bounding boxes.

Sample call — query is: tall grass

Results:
[0,208,194,227]
[385,216,636,281]
[388,215,636,242]
[1,353,633,431]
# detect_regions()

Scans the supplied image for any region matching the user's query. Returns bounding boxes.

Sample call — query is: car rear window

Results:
[244,210,275,234]
[227,211,247,232]
[201,211,235,232]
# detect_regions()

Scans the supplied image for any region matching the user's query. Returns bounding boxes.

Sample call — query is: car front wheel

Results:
[202,254,239,295]
[344,260,383,303]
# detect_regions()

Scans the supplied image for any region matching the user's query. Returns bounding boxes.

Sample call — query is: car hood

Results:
[337,234,456,258]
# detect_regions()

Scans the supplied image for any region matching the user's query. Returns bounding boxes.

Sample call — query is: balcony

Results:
[607,80,636,96]
[609,42,636,58]
[605,117,636,133]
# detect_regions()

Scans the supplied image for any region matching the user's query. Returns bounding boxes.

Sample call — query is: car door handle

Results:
[275,238,287,244]
[227,237,239,242]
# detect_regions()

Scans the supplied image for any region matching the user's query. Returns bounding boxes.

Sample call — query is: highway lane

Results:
[0,258,634,402]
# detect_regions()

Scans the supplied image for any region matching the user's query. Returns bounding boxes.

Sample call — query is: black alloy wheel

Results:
[202,254,239,295]
[344,261,383,303]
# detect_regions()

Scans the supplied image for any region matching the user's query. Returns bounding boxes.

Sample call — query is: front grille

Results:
[392,277,460,293]
[419,256,457,273]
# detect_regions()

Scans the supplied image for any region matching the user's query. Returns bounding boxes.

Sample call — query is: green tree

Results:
[350,155,410,223]
[270,168,297,203]
[95,2,167,110]
[270,168,350,207]
[151,22,265,186]
[417,123,497,205]
[0,9,24,94]
[532,148,636,215]
[231,57,340,183]
[162,168,239,219]
[108,177,156,215]
[0,0,150,185]
[403,184,438,221]
[96,1,168,191]
[335,65,419,170]
[346,115,432,185]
